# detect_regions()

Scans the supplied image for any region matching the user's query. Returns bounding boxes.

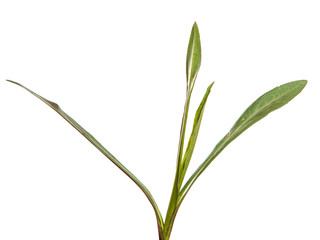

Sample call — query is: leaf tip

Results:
[193,21,199,29]
[300,79,308,86]
[292,79,308,92]
[6,79,20,86]
[6,79,14,83]
[295,79,307,86]
[192,22,200,39]
[205,82,215,93]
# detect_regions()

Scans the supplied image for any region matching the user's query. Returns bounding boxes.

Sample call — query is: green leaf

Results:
[6,80,164,238]
[178,82,214,188]
[164,22,202,239]
[179,80,307,205]
[228,80,307,141]
[186,22,201,92]
[163,82,214,240]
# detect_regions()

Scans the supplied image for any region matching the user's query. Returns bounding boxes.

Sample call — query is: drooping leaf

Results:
[178,82,214,188]
[6,80,164,236]
[179,80,307,203]
[186,22,201,92]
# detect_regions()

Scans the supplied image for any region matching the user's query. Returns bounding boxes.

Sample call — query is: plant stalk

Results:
[164,91,191,238]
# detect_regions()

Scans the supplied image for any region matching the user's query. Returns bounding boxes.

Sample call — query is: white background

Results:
[0,1,319,239]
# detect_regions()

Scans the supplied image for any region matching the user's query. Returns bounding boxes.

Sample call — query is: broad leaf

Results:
[228,80,307,141]
[179,80,307,203]
[186,22,201,92]
[6,80,164,235]
[178,82,214,188]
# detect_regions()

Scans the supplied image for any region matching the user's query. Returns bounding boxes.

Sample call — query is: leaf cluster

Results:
[7,22,307,240]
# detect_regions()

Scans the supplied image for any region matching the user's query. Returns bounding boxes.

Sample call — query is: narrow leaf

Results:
[178,82,214,188]
[164,23,201,236]
[6,80,164,234]
[186,22,201,92]
[163,82,214,239]
[179,80,307,204]
[164,93,191,236]
[164,22,201,237]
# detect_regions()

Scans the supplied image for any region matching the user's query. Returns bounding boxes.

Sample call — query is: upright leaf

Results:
[178,82,214,188]
[164,82,214,239]
[186,22,201,92]
[179,80,307,204]
[164,22,201,238]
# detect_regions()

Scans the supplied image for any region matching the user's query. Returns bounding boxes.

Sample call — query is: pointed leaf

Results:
[228,80,307,141]
[186,22,201,92]
[6,80,164,234]
[164,23,202,237]
[179,80,307,203]
[164,94,191,236]
[164,82,214,238]
[178,82,214,188]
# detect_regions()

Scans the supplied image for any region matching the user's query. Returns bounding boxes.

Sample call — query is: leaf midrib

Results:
[187,34,196,90]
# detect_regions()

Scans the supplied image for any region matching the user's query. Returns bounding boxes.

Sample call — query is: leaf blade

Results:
[6,80,164,235]
[229,80,307,141]
[178,82,214,188]
[164,22,202,238]
[186,22,201,92]
[179,80,307,205]
[163,82,214,239]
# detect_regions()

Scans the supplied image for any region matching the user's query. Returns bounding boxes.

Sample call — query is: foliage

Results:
[7,22,307,240]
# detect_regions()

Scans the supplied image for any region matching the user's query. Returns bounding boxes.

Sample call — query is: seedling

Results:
[7,22,307,240]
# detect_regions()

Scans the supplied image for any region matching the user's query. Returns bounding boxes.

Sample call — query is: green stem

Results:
[164,91,191,238]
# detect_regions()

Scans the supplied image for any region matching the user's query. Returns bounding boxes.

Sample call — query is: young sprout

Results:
[7,22,307,240]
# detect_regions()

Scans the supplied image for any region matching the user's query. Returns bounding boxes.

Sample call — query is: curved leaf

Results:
[229,80,307,141]
[179,80,307,204]
[6,80,164,237]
